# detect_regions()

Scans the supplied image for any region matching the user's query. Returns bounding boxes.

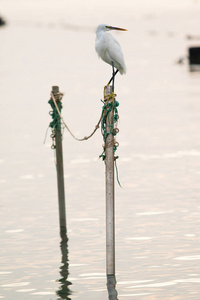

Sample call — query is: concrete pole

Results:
[104,85,115,275]
[52,86,67,236]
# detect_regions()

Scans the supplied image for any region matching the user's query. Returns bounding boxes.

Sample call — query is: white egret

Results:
[95,24,127,89]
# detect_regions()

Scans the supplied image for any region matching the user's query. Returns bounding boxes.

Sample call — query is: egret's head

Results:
[96,24,127,34]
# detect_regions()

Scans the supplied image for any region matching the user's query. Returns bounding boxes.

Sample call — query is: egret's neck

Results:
[96,30,106,40]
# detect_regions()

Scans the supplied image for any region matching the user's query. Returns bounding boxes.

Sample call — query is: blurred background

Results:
[1,0,200,299]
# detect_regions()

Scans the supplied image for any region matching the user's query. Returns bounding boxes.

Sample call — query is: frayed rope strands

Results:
[99,94,121,187]
[49,92,102,142]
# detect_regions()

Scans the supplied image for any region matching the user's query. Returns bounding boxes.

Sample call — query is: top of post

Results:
[52,86,59,94]
[104,85,112,97]
[52,86,63,102]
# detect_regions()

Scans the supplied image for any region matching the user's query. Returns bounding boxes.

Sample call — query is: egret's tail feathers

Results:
[119,67,126,75]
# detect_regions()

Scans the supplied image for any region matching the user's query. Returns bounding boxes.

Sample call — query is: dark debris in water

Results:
[0,16,6,27]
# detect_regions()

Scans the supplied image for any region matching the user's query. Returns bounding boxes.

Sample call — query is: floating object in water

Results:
[0,16,6,27]
[188,46,200,72]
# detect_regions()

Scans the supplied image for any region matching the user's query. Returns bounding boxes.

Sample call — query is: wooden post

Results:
[104,85,115,275]
[52,86,67,235]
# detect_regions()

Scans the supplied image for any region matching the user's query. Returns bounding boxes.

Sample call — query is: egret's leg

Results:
[108,69,119,86]
[111,62,115,92]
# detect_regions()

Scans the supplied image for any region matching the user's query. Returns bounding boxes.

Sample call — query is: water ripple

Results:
[174,255,200,261]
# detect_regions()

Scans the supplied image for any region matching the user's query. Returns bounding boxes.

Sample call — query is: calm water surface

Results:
[1,0,200,299]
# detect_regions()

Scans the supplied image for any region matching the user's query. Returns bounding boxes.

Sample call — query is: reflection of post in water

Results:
[56,232,72,300]
[107,275,119,300]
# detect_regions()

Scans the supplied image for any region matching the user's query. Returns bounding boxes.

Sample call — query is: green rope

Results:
[99,98,121,187]
[115,160,121,188]
[48,99,63,149]
[99,99,119,160]
[48,99,63,131]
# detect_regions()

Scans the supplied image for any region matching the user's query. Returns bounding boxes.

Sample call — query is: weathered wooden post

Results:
[104,85,116,275]
[50,86,67,236]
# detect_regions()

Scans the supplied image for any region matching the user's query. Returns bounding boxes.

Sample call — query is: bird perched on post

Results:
[95,24,127,86]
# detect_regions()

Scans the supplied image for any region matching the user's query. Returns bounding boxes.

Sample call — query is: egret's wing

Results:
[106,34,126,74]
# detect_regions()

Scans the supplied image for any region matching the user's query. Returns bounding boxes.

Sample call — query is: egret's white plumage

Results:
[95,24,127,75]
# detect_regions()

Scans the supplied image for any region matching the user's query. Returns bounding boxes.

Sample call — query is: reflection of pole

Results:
[104,85,115,275]
[51,86,67,236]
[107,275,119,300]
[57,232,72,300]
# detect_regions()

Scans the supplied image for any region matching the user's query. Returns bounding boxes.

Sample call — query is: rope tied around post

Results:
[48,92,64,149]
[99,99,119,160]
[100,86,121,187]
[49,93,63,126]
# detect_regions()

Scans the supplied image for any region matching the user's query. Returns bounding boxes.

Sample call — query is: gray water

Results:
[1,0,200,299]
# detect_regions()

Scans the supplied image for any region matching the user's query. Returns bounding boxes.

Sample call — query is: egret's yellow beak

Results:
[106,26,128,31]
